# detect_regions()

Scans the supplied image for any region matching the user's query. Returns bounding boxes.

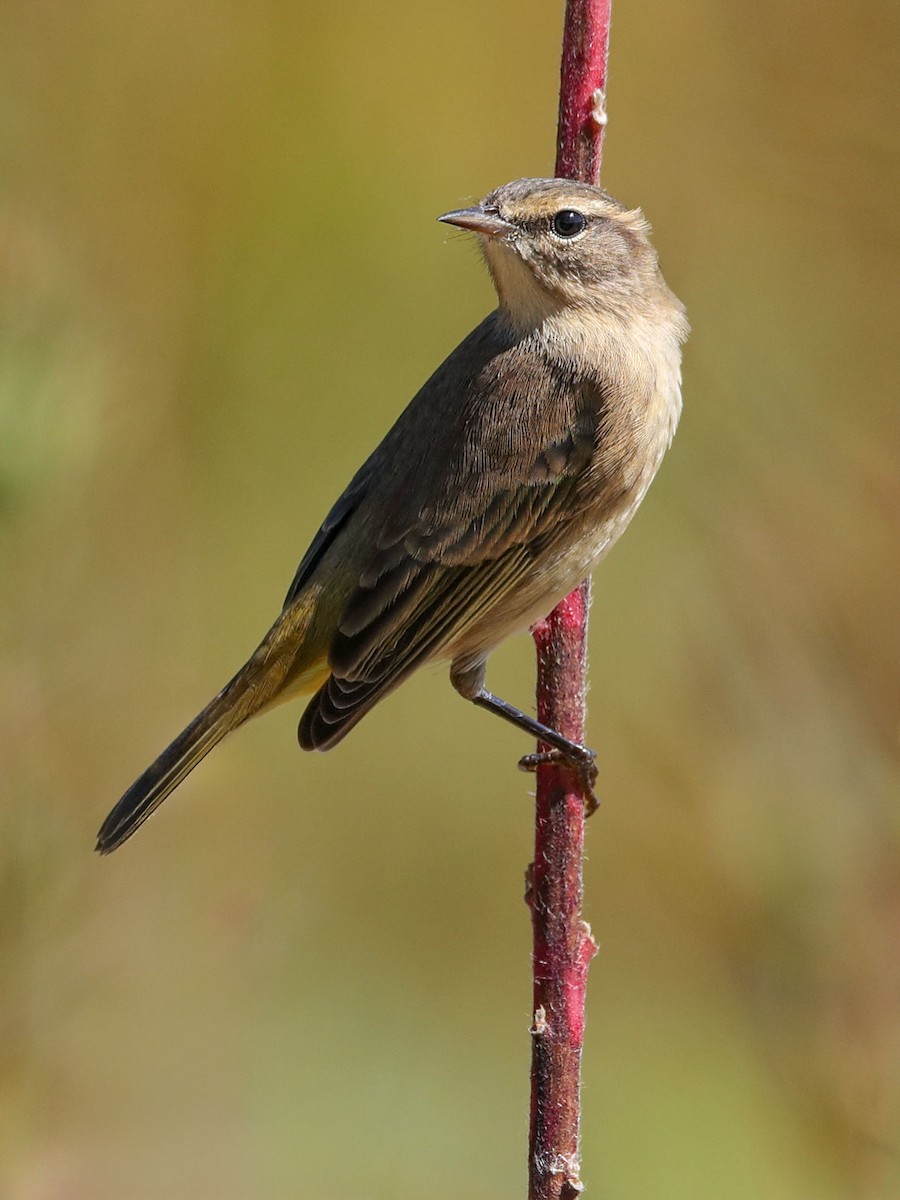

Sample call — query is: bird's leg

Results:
[450,661,598,812]
[472,690,599,814]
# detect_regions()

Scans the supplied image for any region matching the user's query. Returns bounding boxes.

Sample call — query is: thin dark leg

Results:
[472,689,593,762]
[471,688,599,812]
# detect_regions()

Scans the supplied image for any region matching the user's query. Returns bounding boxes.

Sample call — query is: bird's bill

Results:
[437,206,515,238]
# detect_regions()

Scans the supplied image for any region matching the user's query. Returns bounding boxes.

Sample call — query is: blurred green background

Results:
[1,0,898,1197]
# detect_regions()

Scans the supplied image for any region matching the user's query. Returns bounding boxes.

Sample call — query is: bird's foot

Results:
[518,746,599,815]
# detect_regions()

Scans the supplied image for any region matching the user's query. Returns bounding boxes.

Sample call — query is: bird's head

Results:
[439,177,677,332]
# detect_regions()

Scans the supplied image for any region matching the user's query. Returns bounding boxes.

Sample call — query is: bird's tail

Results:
[96,672,254,855]
[97,600,328,854]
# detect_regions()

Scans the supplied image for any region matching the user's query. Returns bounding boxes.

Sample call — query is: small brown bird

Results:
[97,178,688,853]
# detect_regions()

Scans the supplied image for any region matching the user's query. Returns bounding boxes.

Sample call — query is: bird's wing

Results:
[297,325,603,749]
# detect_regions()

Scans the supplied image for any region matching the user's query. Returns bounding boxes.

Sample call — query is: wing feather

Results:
[292,313,605,749]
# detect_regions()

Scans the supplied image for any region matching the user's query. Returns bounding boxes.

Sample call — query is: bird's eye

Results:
[552,209,586,238]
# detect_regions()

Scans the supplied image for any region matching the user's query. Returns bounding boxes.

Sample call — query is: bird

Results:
[96,177,688,854]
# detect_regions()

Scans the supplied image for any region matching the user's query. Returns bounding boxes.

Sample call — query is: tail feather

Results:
[97,679,247,855]
[98,596,327,854]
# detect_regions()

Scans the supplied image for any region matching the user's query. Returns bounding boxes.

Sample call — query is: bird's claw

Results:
[518,747,600,815]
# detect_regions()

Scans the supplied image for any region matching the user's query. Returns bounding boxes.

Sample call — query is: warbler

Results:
[97,177,688,854]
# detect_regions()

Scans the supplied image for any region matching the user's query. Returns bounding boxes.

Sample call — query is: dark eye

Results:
[552,209,586,238]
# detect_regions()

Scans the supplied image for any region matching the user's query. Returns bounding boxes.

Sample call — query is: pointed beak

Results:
[437,205,515,238]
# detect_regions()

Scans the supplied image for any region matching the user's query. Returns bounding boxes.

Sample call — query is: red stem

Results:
[527,3,610,1197]
[555,0,611,182]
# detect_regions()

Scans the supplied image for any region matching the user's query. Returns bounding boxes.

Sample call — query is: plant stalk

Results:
[527,3,611,1196]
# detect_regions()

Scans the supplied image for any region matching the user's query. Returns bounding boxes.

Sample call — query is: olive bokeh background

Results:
[2,2,898,1197]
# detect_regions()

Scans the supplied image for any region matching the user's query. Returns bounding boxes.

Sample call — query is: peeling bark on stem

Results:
[555,0,611,183]
[527,3,611,1197]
